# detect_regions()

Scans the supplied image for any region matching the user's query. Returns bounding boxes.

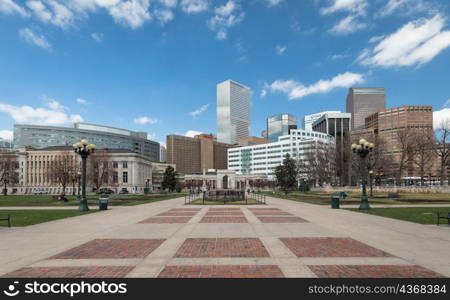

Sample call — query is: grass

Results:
[345,207,450,225]
[0,210,97,227]
[0,193,187,207]
[260,191,450,206]
[188,199,263,205]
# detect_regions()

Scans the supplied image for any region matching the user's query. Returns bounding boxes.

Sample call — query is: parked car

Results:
[119,188,129,194]
[33,188,48,195]
[96,188,114,195]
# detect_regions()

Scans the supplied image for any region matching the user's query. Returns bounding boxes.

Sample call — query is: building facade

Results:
[13,123,160,162]
[303,111,341,131]
[346,87,386,130]
[227,129,335,178]
[0,138,12,150]
[217,80,251,145]
[237,136,269,147]
[267,114,298,142]
[160,146,167,163]
[167,134,232,175]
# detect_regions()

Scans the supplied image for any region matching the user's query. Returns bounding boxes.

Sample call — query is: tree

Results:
[161,166,178,192]
[435,119,450,185]
[46,153,78,194]
[394,128,415,186]
[298,141,335,188]
[88,150,115,192]
[411,133,436,185]
[274,154,297,194]
[0,151,19,196]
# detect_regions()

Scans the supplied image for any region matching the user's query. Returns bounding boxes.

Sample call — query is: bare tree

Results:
[411,133,436,185]
[46,153,78,194]
[0,151,19,195]
[435,119,450,185]
[88,150,115,192]
[394,128,415,186]
[297,141,335,187]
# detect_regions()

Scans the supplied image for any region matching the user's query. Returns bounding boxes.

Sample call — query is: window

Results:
[113,172,118,183]
[113,162,118,168]
[123,162,128,168]
[122,172,128,183]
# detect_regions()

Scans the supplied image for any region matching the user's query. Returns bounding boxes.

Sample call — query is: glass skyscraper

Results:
[217,80,251,145]
[266,114,297,142]
[346,88,386,130]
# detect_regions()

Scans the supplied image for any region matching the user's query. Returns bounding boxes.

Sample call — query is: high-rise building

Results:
[0,138,12,149]
[160,146,167,163]
[237,136,269,147]
[167,134,232,175]
[13,123,160,161]
[217,80,251,145]
[266,114,298,142]
[313,112,352,185]
[303,111,341,131]
[346,88,386,130]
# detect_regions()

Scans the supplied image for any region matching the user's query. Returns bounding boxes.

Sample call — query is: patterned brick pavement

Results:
[308,265,444,278]
[280,238,393,257]
[169,208,202,212]
[205,211,245,216]
[200,216,248,223]
[209,208,242,212]
[156,212,198,217]
[257,216,309,223]
[158,265,284,278]
[51,239,165,259]
[1,266,134,278]
[248,208,282,211]
[175,238,270,258]
[138,217,192,224]
[251,211,293,216]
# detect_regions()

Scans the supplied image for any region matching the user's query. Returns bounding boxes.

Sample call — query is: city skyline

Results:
[1,0,450,146]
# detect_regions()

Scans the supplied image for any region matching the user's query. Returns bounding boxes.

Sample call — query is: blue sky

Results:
[1,0,450,146]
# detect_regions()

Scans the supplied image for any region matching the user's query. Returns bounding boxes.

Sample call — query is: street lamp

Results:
[145,178,151,194]
[77,171,81,201]
[351,139,374,210]
[2,177,8,196]
[369,170,374,198]
[73,140,96,211]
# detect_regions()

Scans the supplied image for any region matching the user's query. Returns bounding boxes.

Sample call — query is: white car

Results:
[33,188,49,195]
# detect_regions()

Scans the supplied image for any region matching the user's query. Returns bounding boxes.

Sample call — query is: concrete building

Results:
[312,112,352,185]
[184,170,269,191]
[228,129,335,178]
[346,87,386,130]
[267,114,298,142]
[13,123,160,162]
[151,162,176,191]
[217,80,251,145]
[0,138,12,150]
[167,134,232,175]
[237,136,269,147]
[303,111,341,131]
[160,146,167,163]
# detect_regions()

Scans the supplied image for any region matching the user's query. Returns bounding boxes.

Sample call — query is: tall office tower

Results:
[313,112,352,186]
[303,111,341,131]
[266,114,298,142]
[160,146,167,163]
[217,80,251,145]
[346,88,386,130]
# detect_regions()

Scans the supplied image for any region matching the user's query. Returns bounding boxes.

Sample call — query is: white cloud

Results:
[185,130,203,137]
[321,0,367,16]
[134,116,158,125]
[19,27,52,50]
[265,0,283,7]
[275,45,286,56]
[26,0,75,29]
[75,98,88,105]
[180,0,208,14]
[329,15,367,35]
[328,53,350,60]
[369,35,385,43]
[90,32,103,42]
[155,8,174,24]
[189,104,209,117]
[208,0,244,40]
[0,101,83,125]
[147,132,156,140]
[434,108,450,130]
[0,0,28,17]
[378,0,433,18]
[262,72,365,100]
[443,98,450,108]
[159,0,177,8]
[108,0,151,29]
[358,14,450,68]
[0,130,13,141]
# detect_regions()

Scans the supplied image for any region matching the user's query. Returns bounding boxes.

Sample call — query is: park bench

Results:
[0,214,11,228]
[437,212,450,226]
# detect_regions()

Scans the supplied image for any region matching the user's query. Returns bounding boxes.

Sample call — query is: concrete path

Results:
[0,196,448,278]
[0,206,118,210]
[341,204,450,208]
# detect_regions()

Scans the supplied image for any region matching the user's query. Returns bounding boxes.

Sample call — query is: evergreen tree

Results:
[161,166,178,192]
[274,154,298,194]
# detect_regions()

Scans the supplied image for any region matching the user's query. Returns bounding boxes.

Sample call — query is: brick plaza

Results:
[0,196,448,278]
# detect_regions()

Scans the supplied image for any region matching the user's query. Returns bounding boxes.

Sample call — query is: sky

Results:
[1,0,450,146]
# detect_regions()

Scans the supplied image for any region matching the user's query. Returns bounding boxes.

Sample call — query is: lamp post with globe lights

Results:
[351,139,374,210]
[73,140,96,211]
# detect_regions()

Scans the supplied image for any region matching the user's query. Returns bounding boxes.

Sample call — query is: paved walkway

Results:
[340,204,450,208]
[0,196,448,278]
[0,206,117,210]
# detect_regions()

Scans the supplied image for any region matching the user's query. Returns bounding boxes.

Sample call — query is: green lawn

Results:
[345,207,450,225]
[261,191,450,206]
[0,193,187,207]
[0,210,97,227]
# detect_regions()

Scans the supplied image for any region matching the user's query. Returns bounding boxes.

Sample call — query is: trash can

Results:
[99,197,109,210]
[331,196,340,209]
